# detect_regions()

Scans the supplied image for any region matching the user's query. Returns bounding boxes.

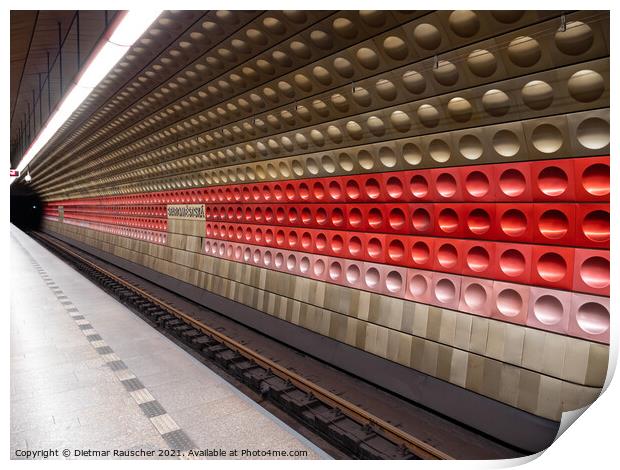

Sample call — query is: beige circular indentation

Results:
[294,73,313,92]
[383,36,409,60]
[429,139,451,163]
[402,142,423,166]
[376,79,397,101]
[508,36,541,67]
[321,155,336,173]
[447,97,473,122]
[467,49,497,77]
[352,86,372,107]
[332,17,357,39]
[522,80,554,110]
[402,70,426,94]
[491,11,524,23]
[555,21,594,55]
[482,89,511,116]
[338,152,354,171]
[417,104,440,127]
[449,10,480,37]
[333,57,354,78]
[310,29,333,49]
[568,70,605,102]
[413,23,442,50]
[532,123,563,154]
[346,121,364,140]
[356,47,380,69]
[290,41,311,59]
[359,10,387,27]
[576,117,610,150]
[367,116,386,136]
[433,60,459,86]
[493,129,520,157]
[326,125,343,143]
[312,66,333,86]
[459,134,483,160]
[378,146,397,168]
[390,110,411,132]
[357,149,374,170]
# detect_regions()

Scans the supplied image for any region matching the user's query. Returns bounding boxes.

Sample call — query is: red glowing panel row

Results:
[205,222,609,296]
[202,237,609,344]
[42,156,609,207]
[63,219,167,245]
[63,214,167,232]
[62,206,167,218]
[203,202,609,249]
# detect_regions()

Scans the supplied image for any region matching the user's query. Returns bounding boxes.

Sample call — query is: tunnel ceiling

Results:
[24,10,610,202]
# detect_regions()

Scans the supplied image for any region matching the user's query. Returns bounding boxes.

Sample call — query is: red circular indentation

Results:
[316,207,328,225]
[582,210,609,242]
[386,176,404,199]
[276,230,285,245]
[265,229,274,243]
[499,169,526,197]
[288,231,298,248]
[313,182,325,200]
[580,256,609,288]
[411,241,430,265]
[582,163,610,197]
[388,239,405,262]
[346,180,361,200]
[273,184,284,201]
[301,232,312,249]
[315,233,327,251]
[435,278,456,303]
[288,207,298,223]
[438,208,459,233]
[412,208,431,232]
[538,166,568,197]
[365,178,381,199]
[577,302,609,335]
[538,209,568,240]
[436,173,457,198]
[285,184,296,200]
[386,271,403,293]
[276,207,286,223]
[368,208,383,229]
[262,185,272,201]
[329,261,342,280]
[409,274,428,297]
[349,208,363,228]
[301,207,312,224]
[500,209,527,237]
[496,289,523,317]
[331,208,345,226]
[329,181,342,200]
[465,171,490,198]
[500,249,526,277]
[388,208,406,230]
[299,183,310,200]
[536,252,567,282]
[349,236,362,256]
[467,208,491,235]
[367,238,382,258]
[464,283,487,309]
[533,295,563,326]
[331,234,344,254]
[466,246,490,272]
[437,244,458,269]
[410,175,429,198]
[265,207,274,222]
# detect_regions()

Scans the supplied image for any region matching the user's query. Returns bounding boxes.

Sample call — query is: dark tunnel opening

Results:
[10,183,43,232]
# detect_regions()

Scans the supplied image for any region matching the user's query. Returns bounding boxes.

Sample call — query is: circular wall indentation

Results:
[314,259,325,276]
[429,139,450,163]
[537,252,567,282]
[500,249,526,277]
[459,134,483,160]
[410,175,429,198]
[383,36,409,60]
[413,23,442,50]
[438,208,459,233]
[467,49,497,77]
[348,207,363,228]
[555,21,594,55]
[388,208,406,230]
[537,166,568,197]
[386,176,404,199]
[492,11,524,23]
[437,243,458,269]
[576,302,609,335]
[532,124,563,154]
[391,110,411,132]
[508,36,541,67]
[402,70,426,94]
[418,104,440,128]
[539,209,569,240]
[412,208,431,231]
[580,256,609,289]
[368,208,383,229]
[500,209,527,237]
[436,173,457,198]
[496,289,523,317]
[466,246,490,272]
[412,241,430,265]
[447,97,473,122]
[582,163,610,196]
[364,178,381,199]
[482,89,510,116]
[346,180,361,200]
[433,60,459,86]
[465,171,490,197]
[346,264,361,284]
[499,169,526,197]
[576,117,610,150]
[356,47,380,69]
[403,142,423,166]
[534,295,564,326]
[464,283,487,309]
[386,271,403,293]
[449,10,480,37]
[522,80,553,110]
[568,70,605,102]
[329,261,343,281]
[388,239,405,262]
[409,274,428,297]
[467,208,491,235]
[365,267,380,288]
[435,278,456,303]
[493,129,520,157]
[582,210,609,242]
[367,238,383,259]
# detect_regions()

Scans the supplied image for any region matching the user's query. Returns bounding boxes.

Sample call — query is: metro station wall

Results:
[38,10,609,425]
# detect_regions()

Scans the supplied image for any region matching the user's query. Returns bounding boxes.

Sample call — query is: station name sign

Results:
[166,204,206,220]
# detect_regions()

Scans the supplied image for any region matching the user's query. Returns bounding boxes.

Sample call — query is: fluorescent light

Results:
[12,10,163,182]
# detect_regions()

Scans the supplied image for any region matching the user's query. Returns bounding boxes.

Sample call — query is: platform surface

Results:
[10,226,328,460]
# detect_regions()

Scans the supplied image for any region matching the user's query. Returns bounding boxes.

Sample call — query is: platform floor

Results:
[10,226,329,460]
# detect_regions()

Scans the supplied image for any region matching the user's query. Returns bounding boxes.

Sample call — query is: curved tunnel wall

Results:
[30,10,610,451]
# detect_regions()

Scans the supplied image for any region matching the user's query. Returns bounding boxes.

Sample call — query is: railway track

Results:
[31,230,452,460]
